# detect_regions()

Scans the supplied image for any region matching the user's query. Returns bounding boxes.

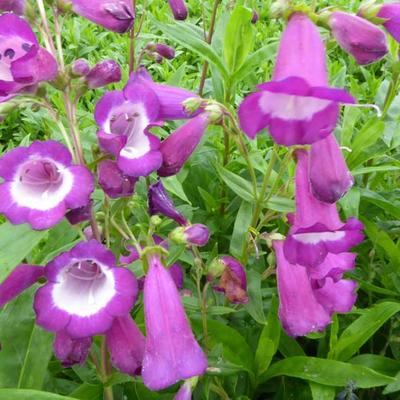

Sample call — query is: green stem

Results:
[381,70,400,118]
[101,338,114,400]
[235,132,257,198]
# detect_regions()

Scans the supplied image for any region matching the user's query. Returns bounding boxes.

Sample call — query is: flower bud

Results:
[377,3,400,43]
[168,0,188,20]
[328,11,388,65]
[86,59,122,89]
[71,58,90,77]
[170,224,210,247]
[251,10,259,24]
[98,160,137,199]
[65,202,92,225]
[147,43,176,60]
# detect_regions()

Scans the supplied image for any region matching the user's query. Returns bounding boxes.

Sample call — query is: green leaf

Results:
[0,289,53,389]
[361,189,400,219]
[349,354,400,377]
[0,390,76,400]
[162,175,191,204]
[261,357,394,388]
[279,332,306,357]
[229,200,252,259]
[68,383,103,399]
[0,222,47,283]
[352,165,400,175]
[309,383,336,400]
[329,302,400,361]
[154,20,229,80]
[255,296,281,380]
[243,270,266,324]
[223,5,254,73]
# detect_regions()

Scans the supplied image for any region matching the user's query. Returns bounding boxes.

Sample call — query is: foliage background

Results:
[1,0,400,399]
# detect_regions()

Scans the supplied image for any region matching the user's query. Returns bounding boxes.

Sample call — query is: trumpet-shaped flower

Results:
[0,13,57,97]
[142,254,207,390]
[274,241,357,337]
[0,141,94,230]
[34,240,138,338]
[284,150,363,268]
[238,12,354,146]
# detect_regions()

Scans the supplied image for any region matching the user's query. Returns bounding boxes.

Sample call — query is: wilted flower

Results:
[274,240,357,337]
[209,256,248,304]
[238,12,354,146]
[86,59,122,89]
[171,224,210,247]
[0,0,25,14]
[98,159,137,199]
[148,180,188,225]
[284,150,364,268]
[70,0,135,33]
[142,254,207,390]
[328,11,388,65]
[158,113,210,177]
[34,240,138,338]
[0,13,58,97]
[54,331,92,367]
[310,135,354,203]
[0,140,94,230]
[168,0,188,20]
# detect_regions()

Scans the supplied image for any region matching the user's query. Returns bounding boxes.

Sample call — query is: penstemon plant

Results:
[0,0,400,399]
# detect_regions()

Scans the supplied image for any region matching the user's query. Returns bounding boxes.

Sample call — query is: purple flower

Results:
[87,59,122,89]
[34,240,138,338]
[210,256,248,304]
[168,0,188,20]
[329,11,388,65]
[0,0,25,14]
[95,76,162,177]
[142,254,207,390]
[251,10,259,24]
[158,113,210,177]
[0,140,94,230]
[131,67,198,120]
[71,58,90,77]
[148,43,176,60]
[148,180,187,225]
[309,135,354,203]
[66,202,92,225]
[175,380,194,400]
[378,3,400,43]
[0,264,44,308]
[0,13,58,97]
[274,240,357,337]
[70,0,134,33]
[106,315,145,375]
[98,159,137,199]
[171,224,210,247]
[283,150,364,268]
[54,331,92,367]
[238,12,354,146]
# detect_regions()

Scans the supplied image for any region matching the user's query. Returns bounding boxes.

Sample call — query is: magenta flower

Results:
[106,315,145,375]
[274,241,357,337]
[378,3,400,43]
[238,12,354,146]
[168,0,188,20]
[66,202,92,225]
[0,13,57,97]
[95,77,162,177]
[175,380,193,400]
[284,150,364,268]
[147,43,176,60]
[142,254,207,390]
[309,135,354,203]
[158,113,210,177]
[0,141,94,230]
[171,224,210,247]
[71,58,90,77]
[86,59,122,89]
[54,331,92,367]
[34,240,137,338]
[0,0,25,14]
[148,180,188,225]
[98,159,137,199]
[70,0,134,33]
[210,256,248,304]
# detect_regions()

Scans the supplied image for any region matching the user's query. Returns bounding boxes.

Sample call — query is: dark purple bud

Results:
[168,0,188,20]
[66,202,92,225]
[329,11,388,65]
[158,113,210,177]
[148,180,187,225]
[71,58,90,77]
[155,44,175,60]
[209,256,248,304]
[0,0,25,14]
[251,10,259,24]
[98,159,137,199]
[70,0,134,33]
[171,224,210,247]
[54,331,92,368]
[86,60,122,89]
